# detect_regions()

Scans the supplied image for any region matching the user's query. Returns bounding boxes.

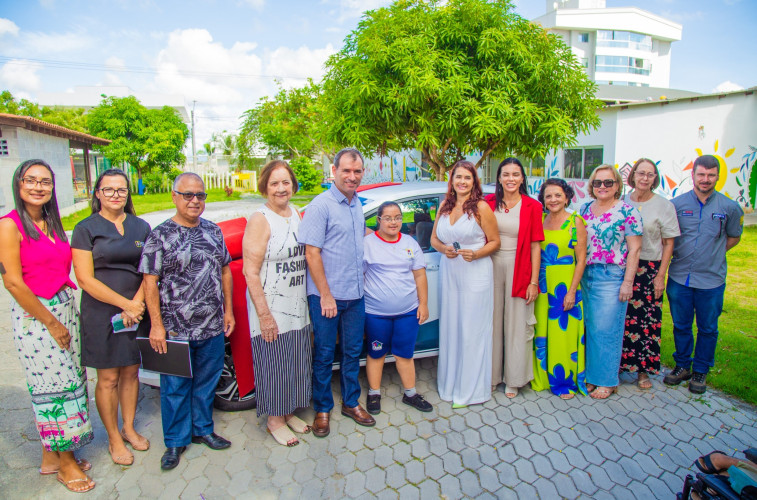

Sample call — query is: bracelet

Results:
[529,282,538,286]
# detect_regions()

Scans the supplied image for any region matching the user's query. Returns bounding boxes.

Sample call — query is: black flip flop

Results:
[694,450,728,474]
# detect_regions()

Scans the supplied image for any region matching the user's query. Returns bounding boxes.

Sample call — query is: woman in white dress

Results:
[431,160,500,408]
[243,160,312,447]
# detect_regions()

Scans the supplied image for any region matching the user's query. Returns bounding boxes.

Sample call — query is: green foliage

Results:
[86,96,189,179]
[1,90,88,132]
[241,79,337,160]
[749,151,757,208]
[142,170,168,193]
[321,0,601,178]
[0,90,42,116]
[167,167,183,183]
[142,167,182,193]
[289,156,322,191]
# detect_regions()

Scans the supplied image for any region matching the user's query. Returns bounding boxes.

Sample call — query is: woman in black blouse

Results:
[72,169,151,466]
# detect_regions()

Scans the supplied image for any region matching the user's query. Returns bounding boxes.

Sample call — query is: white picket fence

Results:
[199,171,233,190]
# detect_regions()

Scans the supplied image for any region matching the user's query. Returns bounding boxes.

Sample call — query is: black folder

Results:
[137,338,193,378]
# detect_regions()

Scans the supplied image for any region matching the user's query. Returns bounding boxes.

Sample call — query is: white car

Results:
[141,180,496,411]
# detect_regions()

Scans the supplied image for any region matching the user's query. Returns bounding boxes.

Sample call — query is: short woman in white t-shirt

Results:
[621,158,680,390]
[363,202,431,415]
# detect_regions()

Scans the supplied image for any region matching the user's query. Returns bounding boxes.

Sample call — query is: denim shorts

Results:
[365,309,419,359]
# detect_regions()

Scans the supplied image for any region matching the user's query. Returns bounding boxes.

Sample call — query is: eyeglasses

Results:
[174,190,208,201]
[100,187,129,197]
[22,177,53,189]
[378,216,403,223]
[634,172,657,179]
[591,179,616,188]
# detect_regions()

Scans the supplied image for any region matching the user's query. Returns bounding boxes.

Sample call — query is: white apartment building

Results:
[533,0,682,88]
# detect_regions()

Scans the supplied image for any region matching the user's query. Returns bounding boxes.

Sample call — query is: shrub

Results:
[142,171,167,193]
[289,156,321,192]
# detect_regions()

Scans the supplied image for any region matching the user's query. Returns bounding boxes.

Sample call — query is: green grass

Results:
[660,225,757,405]
[242,188,323,208]
[62,188,241,231]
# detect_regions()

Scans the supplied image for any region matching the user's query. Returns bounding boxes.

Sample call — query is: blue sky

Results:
[0,0,754,144]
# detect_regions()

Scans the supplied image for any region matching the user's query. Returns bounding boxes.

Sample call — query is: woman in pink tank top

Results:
[0,159,95,493]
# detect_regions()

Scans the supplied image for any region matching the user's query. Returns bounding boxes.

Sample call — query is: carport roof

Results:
[0,113,110,149]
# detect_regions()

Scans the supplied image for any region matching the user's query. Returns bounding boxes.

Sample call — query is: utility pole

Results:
[191,100,197,170]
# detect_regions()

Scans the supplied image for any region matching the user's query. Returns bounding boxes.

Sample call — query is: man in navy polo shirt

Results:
[663,155,743,394]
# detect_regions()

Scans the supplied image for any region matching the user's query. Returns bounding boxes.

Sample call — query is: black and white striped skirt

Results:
[251,324,313,417]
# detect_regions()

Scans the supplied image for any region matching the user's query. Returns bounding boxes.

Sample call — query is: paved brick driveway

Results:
[1,288,756,499]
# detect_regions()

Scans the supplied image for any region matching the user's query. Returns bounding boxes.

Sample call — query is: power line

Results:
[0,55,313,81]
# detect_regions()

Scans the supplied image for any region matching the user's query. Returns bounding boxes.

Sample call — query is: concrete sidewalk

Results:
[0,279,756,499]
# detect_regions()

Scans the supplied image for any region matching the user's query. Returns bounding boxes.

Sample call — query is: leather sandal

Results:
[589,386,617,400]
[57,475,95,493]
[559,393,575,400]
[268,425,299,447]
[694,451,728,474]
[285,415,311,434]
[40,458,91,475]
[108,444,134,466]
[637,374,653,390]
[120,429,150,451]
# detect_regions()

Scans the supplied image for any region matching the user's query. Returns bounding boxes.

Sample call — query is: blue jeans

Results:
[667,279,725,374]
[160,334,224,447]
[582,264,626,387]
[308,295,365,413]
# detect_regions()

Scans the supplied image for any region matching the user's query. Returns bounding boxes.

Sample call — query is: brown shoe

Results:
[312,412,330,438]
[341,404,376,427]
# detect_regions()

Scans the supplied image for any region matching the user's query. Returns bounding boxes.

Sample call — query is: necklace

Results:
[502,196,521,214]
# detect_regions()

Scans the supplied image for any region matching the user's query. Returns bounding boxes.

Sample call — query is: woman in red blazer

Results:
[485,158,544,398]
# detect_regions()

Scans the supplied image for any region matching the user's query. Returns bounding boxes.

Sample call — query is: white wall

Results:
[548,91,757,209]
[613,92,757,207]
[0,126,75,214]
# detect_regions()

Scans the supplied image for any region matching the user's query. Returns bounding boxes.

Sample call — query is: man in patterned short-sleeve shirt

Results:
[140,173,235,470]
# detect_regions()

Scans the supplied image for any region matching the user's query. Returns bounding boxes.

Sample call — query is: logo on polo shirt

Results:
[371,340,383,351]
[681,210,694,217]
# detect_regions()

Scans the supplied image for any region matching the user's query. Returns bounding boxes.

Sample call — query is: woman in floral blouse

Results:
[579,165,642,400]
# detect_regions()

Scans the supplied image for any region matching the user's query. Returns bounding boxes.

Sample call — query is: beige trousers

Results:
[492,249,536,387]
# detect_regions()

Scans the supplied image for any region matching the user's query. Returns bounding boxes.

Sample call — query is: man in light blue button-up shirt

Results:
[299,148,375,436]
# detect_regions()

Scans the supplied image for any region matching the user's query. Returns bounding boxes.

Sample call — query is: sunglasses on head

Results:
[591,179,616,188]
[174,190,208,201]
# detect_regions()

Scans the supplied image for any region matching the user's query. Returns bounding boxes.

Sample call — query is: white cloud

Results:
[102,73,124,86]
[0,18,19,37]
[105,56,126,70]
[20,30,95,55]
[238,0,265,10]
[659,9,705,23]
[102,57,125,86]
[712,80,744,93]
[0,59,42,92]
[264,44,337,88]
[152,29,266,107]
[147,28,339,144]
[336,0,391,22]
